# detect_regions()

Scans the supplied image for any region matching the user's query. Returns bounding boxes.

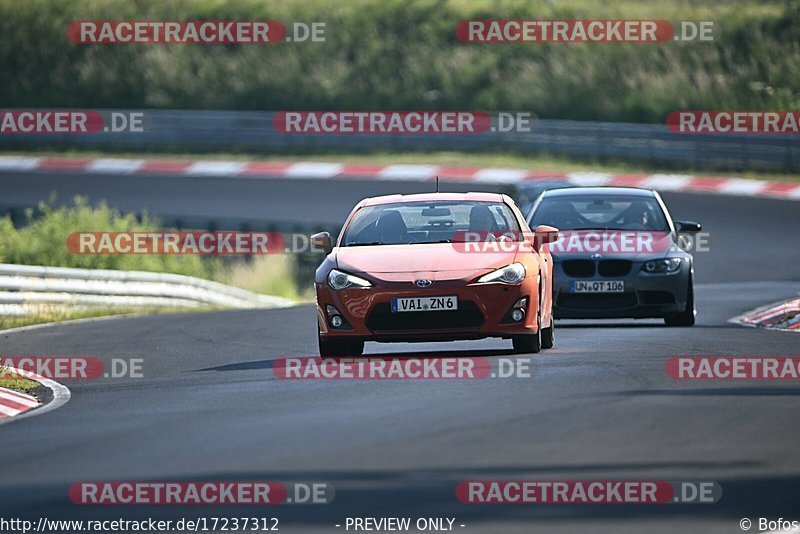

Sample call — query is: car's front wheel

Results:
[541,316,555,349]
[512,304,542,354]
[664,276,696,327]
[318,335,364,357]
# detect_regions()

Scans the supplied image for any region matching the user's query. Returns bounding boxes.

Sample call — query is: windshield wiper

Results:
[346,241,385,247]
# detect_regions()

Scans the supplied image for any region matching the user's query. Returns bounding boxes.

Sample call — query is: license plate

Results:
[570,280,625,293]
[391,295,458,313]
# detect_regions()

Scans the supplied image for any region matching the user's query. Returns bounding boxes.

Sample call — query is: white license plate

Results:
[391,295,458,313]
[570,280,625,293]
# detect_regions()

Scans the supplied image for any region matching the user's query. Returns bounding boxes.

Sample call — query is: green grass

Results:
[0,196,304,302]
[221,255,313,301]
[0,195,218,278]
[0,368,41,394]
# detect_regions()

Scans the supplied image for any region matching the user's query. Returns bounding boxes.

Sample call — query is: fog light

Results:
[511,309,525,322]
[645,261,656,272]
[330,315,343,328]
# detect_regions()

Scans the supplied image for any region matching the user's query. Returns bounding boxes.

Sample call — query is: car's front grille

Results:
[365,301,484,332]
[557,293,637,310]
[562,259,631,277]
[562,260,595,277]
[598,260,632,277]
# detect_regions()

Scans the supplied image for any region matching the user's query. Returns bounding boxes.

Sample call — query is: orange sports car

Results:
[311,192,558,356]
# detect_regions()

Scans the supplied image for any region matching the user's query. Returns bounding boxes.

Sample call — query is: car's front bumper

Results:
[317,275,541,343]
[552,259,691,319]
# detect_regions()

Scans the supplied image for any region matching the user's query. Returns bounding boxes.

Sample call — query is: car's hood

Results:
[546,230,677,262]
[550,250,677,262]
[334,243,518,278]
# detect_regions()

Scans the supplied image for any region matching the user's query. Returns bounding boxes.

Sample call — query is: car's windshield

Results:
[342,200,521,246]
[530,195,670,231]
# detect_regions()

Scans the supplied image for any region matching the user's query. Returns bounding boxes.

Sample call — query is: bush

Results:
[0,0,797,123]
[0,196,217,278]
[0,196,309,299]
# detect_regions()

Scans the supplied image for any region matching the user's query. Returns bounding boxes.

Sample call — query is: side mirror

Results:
[310,232,333,254]
[533,224,559,251]
[675,221,701,234]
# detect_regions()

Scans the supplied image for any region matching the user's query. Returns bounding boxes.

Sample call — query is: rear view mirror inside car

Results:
[421,207,452,217]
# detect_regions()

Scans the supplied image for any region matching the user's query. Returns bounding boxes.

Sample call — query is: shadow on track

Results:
[194,349,517,373]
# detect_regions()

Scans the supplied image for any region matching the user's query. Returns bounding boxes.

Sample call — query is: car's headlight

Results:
[477,263,526,284]
[642,258,683,273]
[327,269,372,290]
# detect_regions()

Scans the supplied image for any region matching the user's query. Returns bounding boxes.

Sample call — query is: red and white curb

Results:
[2,156,799,200]
[0,387,39,419]
[0,366,71,425]
[730,297,800,332]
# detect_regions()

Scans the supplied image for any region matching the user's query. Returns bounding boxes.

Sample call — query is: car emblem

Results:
[415,279,433,288]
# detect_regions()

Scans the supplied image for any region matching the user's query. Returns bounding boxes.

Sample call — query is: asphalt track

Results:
[1,170,800,533]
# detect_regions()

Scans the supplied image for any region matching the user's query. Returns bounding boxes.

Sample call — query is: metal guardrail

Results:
[0,263,294,316]
[0,110,798,173]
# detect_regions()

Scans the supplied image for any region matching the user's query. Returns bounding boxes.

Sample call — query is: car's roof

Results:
[518,178,571,186]
[360,192,505,206]
[541,186,656,198]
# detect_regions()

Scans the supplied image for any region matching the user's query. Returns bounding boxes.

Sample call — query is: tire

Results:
[512,303,541,354]
[512,329,541,354]
[541,316,555,349]
[664,277,696,327]
[318,335,364,357]
[541,272,555,349]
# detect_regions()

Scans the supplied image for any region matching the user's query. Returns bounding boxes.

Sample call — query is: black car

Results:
[527,186,701,326]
